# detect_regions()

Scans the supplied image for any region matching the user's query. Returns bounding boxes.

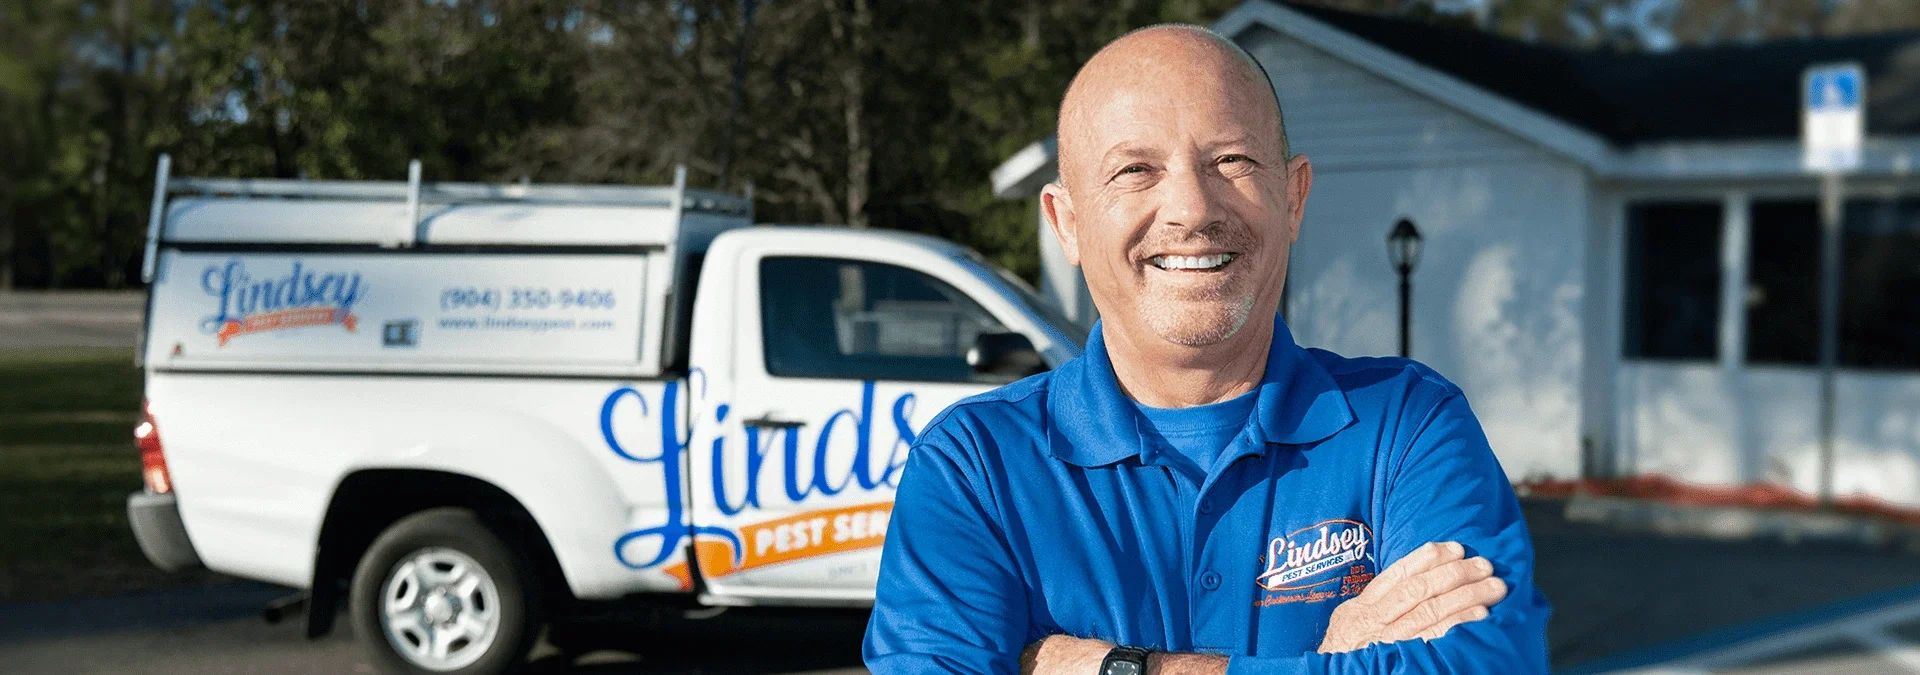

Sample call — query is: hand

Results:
[1020,635,1228,675]
[1317,541,1507,653]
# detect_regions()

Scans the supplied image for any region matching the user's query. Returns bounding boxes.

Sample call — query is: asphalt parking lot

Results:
[5,500,1920,673]
[1570,583,1920,674]
[0,292,144,351]
[0,582,874,674]
[5,293,1920,673]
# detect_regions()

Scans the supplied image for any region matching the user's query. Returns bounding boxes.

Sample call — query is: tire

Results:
[349,507,545,675]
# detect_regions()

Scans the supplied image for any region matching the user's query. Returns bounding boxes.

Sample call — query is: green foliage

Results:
[0,349,223,601]
[4,0,1911,289]
[1,0,587,288]
[0,0,1255,289]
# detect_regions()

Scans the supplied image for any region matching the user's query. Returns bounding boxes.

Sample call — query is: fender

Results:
[323,398,661,601]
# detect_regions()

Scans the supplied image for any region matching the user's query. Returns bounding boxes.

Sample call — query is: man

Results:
[864,24,1549,675]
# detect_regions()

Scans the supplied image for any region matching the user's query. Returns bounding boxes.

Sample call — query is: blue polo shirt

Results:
[1135,391,1259,481]
[863,315,1550,674]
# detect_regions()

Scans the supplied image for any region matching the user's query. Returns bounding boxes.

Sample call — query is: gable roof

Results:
[992,0,1920,197]
[1284,2,1920,146]
[993,0,1612,198]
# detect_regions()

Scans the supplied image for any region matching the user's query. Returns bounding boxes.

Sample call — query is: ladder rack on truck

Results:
[135,154,753,376]
[126,154,1082,675]
[142,155,751,279]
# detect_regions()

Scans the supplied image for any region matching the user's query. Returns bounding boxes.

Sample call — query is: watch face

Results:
[1105,662,1143,675]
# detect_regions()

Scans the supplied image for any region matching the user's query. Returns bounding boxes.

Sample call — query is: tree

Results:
[5,0,1918,288]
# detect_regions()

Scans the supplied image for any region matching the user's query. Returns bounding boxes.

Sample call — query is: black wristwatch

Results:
[1100,645,1152,675]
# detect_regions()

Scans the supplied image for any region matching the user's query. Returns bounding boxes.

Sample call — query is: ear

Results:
[1040,182,1081,267]
[1283,154,1313,245]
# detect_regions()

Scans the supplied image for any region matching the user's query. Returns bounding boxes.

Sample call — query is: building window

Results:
[1624,202,1722,360]
[1842,198,1920,369]
[1746,200,1820,365]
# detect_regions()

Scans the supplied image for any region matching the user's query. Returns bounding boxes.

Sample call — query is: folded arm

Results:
[1026,393,1550,675]
[864,423,1034,675]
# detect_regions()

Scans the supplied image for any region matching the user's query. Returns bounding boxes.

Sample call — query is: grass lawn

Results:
[0,348,225,602]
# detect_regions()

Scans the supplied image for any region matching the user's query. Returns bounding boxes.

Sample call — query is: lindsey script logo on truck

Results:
[129,163,1081,674]
[601,375,915,590]
[199,259,365,345]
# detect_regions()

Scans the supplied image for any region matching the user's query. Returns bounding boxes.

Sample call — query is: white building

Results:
[990,0,1920,503]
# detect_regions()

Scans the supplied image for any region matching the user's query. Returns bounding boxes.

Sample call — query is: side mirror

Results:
[967,332,1047,381]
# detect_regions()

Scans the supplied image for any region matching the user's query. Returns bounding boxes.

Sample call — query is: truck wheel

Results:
[349,508,544,675]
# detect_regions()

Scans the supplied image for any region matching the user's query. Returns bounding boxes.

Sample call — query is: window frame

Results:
[1744,199,1823,366]
[754,254,1023,385]
[1839,196,1920,371]
[1610,180,1920,374]
[1622,199,1726,363]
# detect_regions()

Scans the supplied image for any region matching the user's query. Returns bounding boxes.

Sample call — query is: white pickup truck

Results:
[125,156,1086,674]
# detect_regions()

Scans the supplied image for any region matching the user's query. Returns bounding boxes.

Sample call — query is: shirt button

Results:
[1200,571,1221,590]
[1199,498,1214,514]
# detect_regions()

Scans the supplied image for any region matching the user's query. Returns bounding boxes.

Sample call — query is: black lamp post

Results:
[1386,218,1422,358]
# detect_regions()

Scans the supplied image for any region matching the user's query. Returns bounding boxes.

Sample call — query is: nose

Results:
[1158,162,1228,232]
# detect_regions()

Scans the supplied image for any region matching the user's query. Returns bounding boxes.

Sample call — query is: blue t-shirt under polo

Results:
[864,314,1551,675]
[1134,390,1259,481]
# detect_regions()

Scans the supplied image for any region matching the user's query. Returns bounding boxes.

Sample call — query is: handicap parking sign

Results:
[1807,68,1861,111]
[1803,62,1866,173]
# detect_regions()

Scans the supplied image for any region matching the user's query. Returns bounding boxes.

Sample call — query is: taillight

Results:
[136,399,172,494]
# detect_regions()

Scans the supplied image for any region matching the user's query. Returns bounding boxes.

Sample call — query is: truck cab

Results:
[126,157,1085,674]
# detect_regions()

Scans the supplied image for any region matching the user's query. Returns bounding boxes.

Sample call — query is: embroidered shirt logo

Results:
[1257,519,1374,592]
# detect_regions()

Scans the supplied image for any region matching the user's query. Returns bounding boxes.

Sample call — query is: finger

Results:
[1413,605,1490,642]
[1369,542,1464,588]
[1372,557,1494,624]
[1384,576,1507,639]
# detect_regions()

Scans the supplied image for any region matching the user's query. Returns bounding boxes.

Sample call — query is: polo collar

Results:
[1046,314,1355,467]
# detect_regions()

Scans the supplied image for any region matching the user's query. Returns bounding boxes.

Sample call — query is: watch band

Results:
[1101,645,1152,675]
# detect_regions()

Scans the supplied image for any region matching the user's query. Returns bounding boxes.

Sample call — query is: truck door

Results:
[683,232,1052,604]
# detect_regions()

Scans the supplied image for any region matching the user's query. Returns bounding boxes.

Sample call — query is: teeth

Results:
[1152,253,1234,270]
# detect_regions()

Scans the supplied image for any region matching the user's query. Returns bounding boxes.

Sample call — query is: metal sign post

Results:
[1816,173,1842,507]
[1803,62,1865,506]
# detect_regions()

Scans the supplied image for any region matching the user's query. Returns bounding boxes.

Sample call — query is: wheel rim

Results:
[379,547,502,671]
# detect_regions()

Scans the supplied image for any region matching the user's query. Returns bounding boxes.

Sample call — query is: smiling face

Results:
[1044,26,1311,351]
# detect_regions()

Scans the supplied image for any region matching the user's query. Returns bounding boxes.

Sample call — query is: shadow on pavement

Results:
[529,607,872,673]
[0,581,292,644]
[1528,498,1920,670]
[7,500,1920,673]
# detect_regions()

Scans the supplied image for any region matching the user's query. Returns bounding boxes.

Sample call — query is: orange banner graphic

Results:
[215,308,358,345]
[663,501,893,591]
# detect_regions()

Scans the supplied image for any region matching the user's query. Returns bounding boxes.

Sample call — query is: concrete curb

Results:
[1564,494,1920,554]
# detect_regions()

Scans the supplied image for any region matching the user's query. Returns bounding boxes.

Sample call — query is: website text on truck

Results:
[126,155,1086,674]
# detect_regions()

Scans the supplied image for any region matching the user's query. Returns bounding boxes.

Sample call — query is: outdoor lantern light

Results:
[1387,218,1423,276]
[1387,218,1422,358]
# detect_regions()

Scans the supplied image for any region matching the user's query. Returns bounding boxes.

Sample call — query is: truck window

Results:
[761,257,1008,382]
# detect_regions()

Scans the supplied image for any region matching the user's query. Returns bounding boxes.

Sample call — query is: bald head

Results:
[1037,21,1314,397]
[1056,24,1289,187]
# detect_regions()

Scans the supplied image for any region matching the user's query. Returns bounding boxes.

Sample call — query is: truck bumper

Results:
[127,491,202,571]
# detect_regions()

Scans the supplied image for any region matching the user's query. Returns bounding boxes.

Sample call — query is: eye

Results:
[1108,163,1152,184]
[1217,154,1259,177]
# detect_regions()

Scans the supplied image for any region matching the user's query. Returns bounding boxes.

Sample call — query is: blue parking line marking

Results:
[1561,581,1920,674]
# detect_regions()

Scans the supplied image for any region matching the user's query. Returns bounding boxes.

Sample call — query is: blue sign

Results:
[1803,62,1866,173]
[1806,66,1862,112]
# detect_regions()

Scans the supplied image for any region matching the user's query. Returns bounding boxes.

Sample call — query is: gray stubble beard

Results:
[1143,291,1257,347]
